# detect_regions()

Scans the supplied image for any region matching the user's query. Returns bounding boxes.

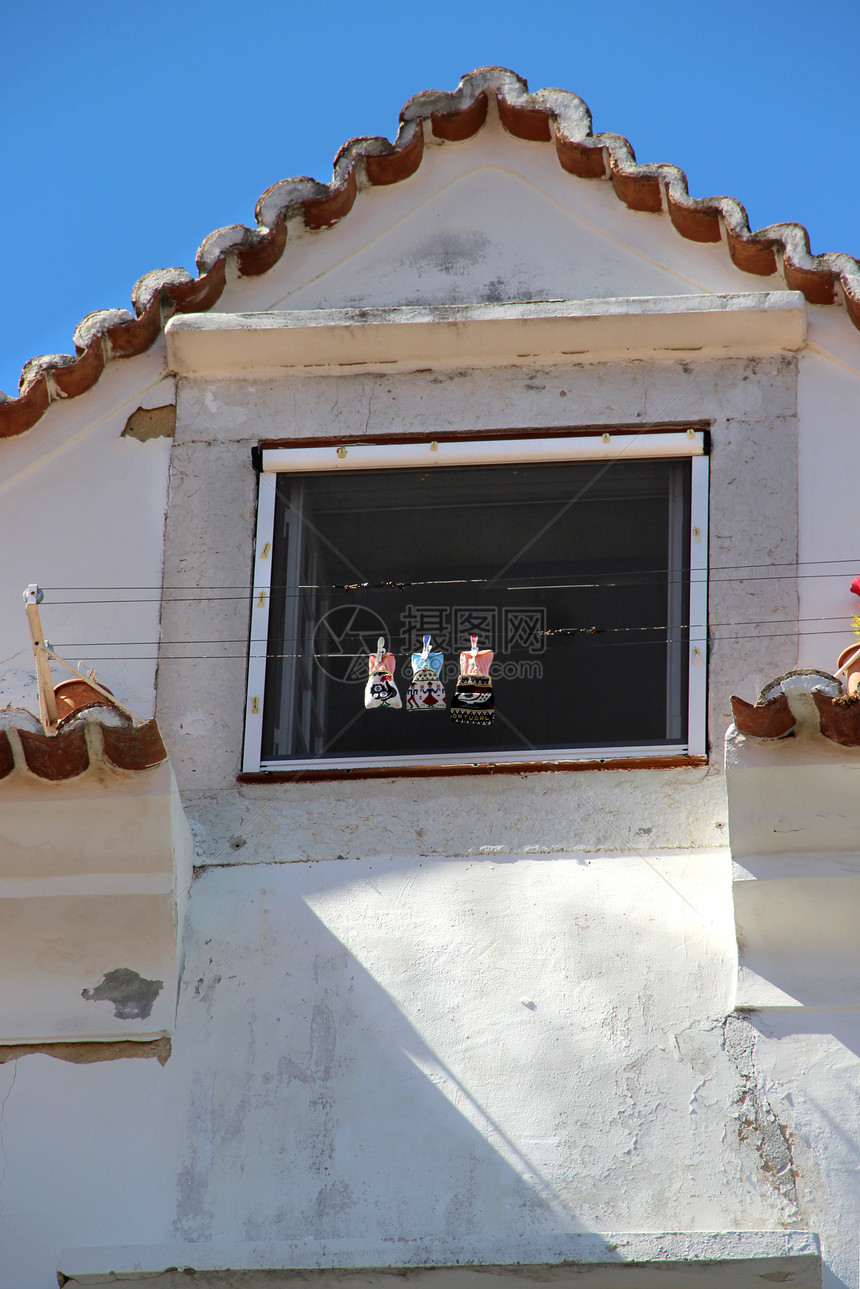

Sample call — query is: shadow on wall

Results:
[742,1009,860,1289]
[170,849,793,1254]
[733,865,860,1010]
[171,862,579,1248]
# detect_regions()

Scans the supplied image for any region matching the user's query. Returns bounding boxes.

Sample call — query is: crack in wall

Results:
[0,1062,17,1210]
[0,1038,171,1066]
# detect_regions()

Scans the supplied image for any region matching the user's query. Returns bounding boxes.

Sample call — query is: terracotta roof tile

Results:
[731,692,797,739]
[430,89,489,142]
[0,730,14,779]
[17,724,91,780]
[496,95,554,143]
[0,373,49,435]
[812,691,860,746]
[131,267,195,316]
[234,215,288,277]
[665,186,723,243]
[19,353,77,396]
[731,670,860,746]
[610,157,664,213]
[166,258,227,313]
[72,308,134,353]
[99,719,168,771]
[104,296,163,359]
[3,65,860,440]
[302,166,358,230]
[0,717,167,782]
[363,120,425,185]
[725,224,780,277]
[554,131,607,179]
[49,336,106,400]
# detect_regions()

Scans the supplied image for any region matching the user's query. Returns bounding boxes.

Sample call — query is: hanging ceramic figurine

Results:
[365,637,402,710]
[451,635,494,725]
[406,635,446,711]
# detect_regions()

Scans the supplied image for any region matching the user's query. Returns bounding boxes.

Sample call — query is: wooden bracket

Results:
[23,585,141,734]
[24,592,59,733]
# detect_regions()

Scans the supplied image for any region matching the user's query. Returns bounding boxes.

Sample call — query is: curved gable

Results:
[2,65,859,441]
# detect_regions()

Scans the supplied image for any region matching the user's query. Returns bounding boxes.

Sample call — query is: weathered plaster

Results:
[13,855,831,1278]
[6,849,860,1289]
[167,854,744,1244]
[174,356,797,447]
[708,408,798,740]
[183,772,727,866]
[123,404,176,441]
[156,439,256,792]
[82,968,164,1021]
[0,1036,170,1065]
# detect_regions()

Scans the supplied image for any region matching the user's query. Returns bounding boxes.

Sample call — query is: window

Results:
[243,432,708,773]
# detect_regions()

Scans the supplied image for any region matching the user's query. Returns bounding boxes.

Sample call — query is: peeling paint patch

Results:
[122,404,176,440]
[0,1037,170,1065]
[723,1016,800,1217]
[82,967,164,1020]
[737,1087,798,1209]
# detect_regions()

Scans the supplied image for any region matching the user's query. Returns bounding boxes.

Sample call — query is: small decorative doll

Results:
[406,635,446,711]
[451,635,494,725]
[365,637,402,710]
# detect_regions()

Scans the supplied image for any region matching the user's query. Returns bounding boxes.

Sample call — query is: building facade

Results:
[1,68,859,1289]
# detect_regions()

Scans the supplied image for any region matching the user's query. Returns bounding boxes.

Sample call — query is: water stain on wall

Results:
[82,967,164,1020]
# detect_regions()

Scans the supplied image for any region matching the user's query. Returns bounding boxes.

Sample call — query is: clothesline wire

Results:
[38,624,859,663]
[30,566,860,605]
[31,554,860,592]
[45,612,860,651]
[30,559,860,593]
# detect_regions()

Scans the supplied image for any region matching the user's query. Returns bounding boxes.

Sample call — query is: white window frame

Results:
[242,431,708,774]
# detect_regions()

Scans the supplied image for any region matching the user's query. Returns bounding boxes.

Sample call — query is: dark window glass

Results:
[261,459,690,761]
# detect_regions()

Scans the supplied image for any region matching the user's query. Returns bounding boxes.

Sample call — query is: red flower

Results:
[851,576,860,599]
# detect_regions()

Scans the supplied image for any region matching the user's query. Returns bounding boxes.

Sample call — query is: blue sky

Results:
[2,1,858,398]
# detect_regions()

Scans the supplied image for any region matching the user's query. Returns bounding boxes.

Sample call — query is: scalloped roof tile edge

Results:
[3,64,859,440]
[0,718,167,781]
[731,689,860,748]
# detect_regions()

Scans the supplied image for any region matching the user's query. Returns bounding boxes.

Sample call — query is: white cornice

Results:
[166,292,807,377]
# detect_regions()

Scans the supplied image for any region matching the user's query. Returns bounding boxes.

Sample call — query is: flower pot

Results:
[53,679,116,725]
[836,645,860,697]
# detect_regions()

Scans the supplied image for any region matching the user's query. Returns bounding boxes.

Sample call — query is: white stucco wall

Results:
[797,310,860,672]
[0,353,173,719]
[2,852,859,1288]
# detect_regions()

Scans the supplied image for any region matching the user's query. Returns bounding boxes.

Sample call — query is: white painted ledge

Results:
[726,710,860,1011]
[58,1233,821,1289]
[0,760,193,1043]
[165,293,807,376]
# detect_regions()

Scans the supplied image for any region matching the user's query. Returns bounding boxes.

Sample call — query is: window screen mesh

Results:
[261,459,690,761]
